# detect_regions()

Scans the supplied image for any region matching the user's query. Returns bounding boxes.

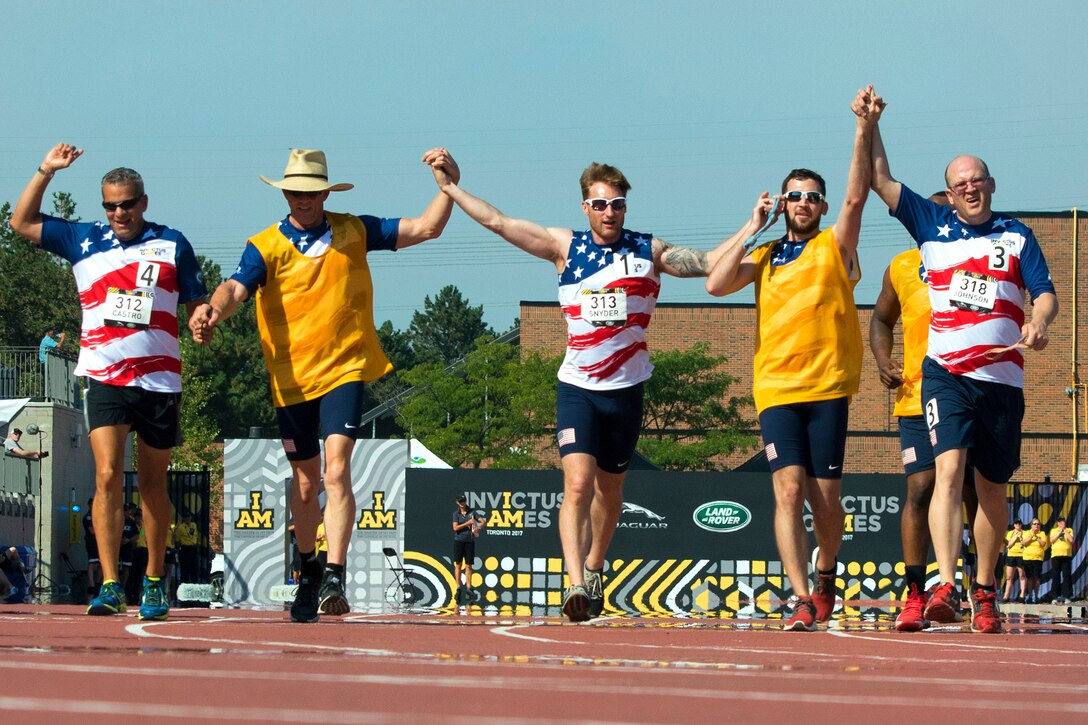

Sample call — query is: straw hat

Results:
[259,149,354,192]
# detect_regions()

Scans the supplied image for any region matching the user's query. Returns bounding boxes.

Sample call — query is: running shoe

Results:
[894,584,929,632]
[290,572,321,623]
[584,566,604,618]
[783,595,817,631]
[138,576,170,621]
[970,585,1002,634]
[318,570,350,616]
[812,569,837,623]
[87,580,126,616]
[562,584,591,622]
[923,582,962,623]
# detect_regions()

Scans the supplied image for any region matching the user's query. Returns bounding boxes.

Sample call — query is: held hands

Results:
[42,143,84,174]
[422,147,460,189]
[875,356,904,390]
[188,303,220,346]
[851,84,886,127]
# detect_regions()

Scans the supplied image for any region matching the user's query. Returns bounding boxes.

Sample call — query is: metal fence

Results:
[0,347,82,408]
[123,469,213,582]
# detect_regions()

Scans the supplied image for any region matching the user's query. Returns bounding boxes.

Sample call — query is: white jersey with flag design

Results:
[556,229,659,390]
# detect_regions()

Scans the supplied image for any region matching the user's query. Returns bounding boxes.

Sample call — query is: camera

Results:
[39,451,49,459]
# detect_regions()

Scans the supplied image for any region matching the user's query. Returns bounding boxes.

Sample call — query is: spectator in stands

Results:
[176,511,200,584]
[1003,521,1026,604]
[4,429,47,460]
[1020,518,1048,604]
[1049,516,1076,603]
[38,327,65,363]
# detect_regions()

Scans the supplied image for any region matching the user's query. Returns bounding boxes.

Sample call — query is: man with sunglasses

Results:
[10,143,208,621]
[427,153,735,622]
[705,86,882,631]
[868,100,1058,633]
[189,147,458,623]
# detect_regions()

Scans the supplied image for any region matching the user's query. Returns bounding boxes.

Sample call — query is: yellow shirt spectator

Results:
[1005,526,1025,557]
[1050,524,1075,558]
[1020,522,1048,562]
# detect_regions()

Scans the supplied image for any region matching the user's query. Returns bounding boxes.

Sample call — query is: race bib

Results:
[581,288,627,327]
[948,270,997,313]
[104,288,154,329]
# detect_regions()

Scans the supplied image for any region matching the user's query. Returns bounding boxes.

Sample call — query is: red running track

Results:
[0,603,1086,723]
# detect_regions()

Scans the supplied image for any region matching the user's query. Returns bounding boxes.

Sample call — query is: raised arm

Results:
[868,95,902,213]
[704,193,776,296]
[10,143,84,244]
[869,265,904,390]
[392,148,462,249]
[833,85,882,259]
[188,279,251,345]
[428,149,569,270]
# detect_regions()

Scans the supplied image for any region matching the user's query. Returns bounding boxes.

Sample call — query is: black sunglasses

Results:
[784,191,824,203]
[101,196,143,212]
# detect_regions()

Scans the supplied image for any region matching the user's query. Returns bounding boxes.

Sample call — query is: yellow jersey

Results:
[251,212,393,407]
[751,227,862,412]
[1050,526,1075,558]
[889,248,930,418]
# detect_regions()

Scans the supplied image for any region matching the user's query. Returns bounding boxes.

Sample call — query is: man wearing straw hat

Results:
[190,147,459,622]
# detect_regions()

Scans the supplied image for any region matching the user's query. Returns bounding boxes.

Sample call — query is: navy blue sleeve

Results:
[174,233,209,304]
[39,216,90,263]
[227,243,268,294]
[1018,229,1056,300]
[891,184,943,248]
[360,215,400,252]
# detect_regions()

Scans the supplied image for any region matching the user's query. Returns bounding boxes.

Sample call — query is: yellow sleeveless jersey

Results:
[751,227,862,413]
[251,212,392,407]
[889,248,931,418]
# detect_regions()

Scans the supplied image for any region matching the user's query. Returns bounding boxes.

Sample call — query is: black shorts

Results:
[275,381,367,461]
[453,539,476,566]
[758,397,849,478]
[1023,559,1042,578]
[1005,555,1023,568]
[555,381,643,474]
[898,415,935,475]
[86,379,182,450]
[921,358,1023,484]
[85,539,99,565]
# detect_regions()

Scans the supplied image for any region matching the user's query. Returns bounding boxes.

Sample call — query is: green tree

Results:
[408,285,493,365]
[0,195,82,348]
[178,258,277,439]
[638,343,757,470]
[394,338,558,468]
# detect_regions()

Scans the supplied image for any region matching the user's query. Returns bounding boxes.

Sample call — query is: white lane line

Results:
[828,627,1088,655]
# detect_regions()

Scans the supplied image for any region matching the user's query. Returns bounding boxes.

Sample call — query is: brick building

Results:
[520,211,1088,483]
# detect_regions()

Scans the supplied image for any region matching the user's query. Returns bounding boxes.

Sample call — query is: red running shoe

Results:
[784,595,817,631]
[812,570,837,623]
[895,584,930,632]
[970,586,1003,634]
[923,582,962,623]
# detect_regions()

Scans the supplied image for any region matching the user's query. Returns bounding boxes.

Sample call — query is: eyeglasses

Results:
[101,196,143,212]
[948,176,990,195]
[585,197,627,212]
[783,191,824,204]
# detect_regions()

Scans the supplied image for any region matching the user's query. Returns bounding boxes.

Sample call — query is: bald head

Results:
[944,156,990,187]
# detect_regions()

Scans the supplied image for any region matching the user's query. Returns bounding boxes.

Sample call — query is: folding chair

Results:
[382,547,417,606]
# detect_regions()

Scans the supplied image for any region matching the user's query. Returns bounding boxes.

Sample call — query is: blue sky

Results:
[4,1,1085,332]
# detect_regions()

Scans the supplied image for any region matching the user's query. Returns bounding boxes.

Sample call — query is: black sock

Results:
[818,564,836,578]
[905,565,926,594]
[326,563,345,580]
[300,551,322,577]
[973,581,996,593]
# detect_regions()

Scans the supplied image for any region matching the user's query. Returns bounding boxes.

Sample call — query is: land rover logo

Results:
[693,501,751,532]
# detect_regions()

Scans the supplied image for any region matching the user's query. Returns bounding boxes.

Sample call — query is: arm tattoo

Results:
[660,240,709,277]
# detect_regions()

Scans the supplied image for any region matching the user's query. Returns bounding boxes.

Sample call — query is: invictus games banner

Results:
[404,469,907,615]
[222,438,449,607]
